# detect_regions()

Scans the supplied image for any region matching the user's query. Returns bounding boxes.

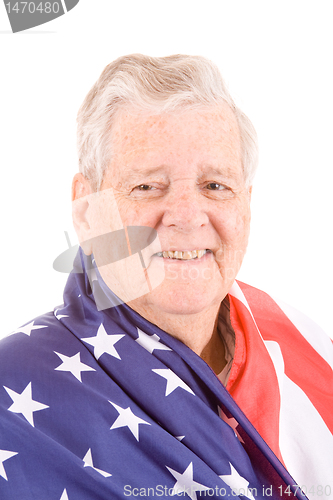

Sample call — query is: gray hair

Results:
[77,54,258,191]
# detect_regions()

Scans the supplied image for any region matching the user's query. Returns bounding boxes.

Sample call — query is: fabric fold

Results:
[0,249,331,499]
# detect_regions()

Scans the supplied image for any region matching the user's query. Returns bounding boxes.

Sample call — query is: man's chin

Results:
[128,281,225,318]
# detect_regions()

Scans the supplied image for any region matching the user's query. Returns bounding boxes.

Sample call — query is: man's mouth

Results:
[154,249,211,260]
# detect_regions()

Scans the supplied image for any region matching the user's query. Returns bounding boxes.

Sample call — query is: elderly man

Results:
[0,55,332,500]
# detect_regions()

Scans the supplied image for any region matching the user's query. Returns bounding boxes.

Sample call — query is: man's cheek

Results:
[92,227,165,305]
[97,253,150,303]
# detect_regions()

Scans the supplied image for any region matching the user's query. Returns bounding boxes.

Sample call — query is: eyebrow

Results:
[197,165,242,181]
[118,163,241,183]
[118,165,169,181]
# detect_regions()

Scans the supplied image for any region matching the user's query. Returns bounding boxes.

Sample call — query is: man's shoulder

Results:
[0,310,75,382]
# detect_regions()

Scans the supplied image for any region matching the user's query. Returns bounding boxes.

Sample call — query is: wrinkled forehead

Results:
[110,104,241,158]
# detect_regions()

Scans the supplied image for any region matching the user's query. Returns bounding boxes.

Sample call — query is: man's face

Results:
[91,104,251,315]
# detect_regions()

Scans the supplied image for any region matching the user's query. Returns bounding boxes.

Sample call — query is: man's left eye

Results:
[206,182,225,190]
[136,184,153,191]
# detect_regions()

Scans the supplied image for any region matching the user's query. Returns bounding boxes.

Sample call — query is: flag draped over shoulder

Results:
[0,250,332,500]
[227,283,333,492]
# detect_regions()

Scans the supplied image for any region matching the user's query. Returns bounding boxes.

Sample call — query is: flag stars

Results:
[152,369,194,397]
[83,324,125,360]
[11,321,47,336]
[82,448,112,477]
[54,309,69,320]
[135,328,172,354]
[219,463,256,500]
[0,450,18,481]
[167,462,210,500]
[109,401,150,441]
[54,351,96,382]
[4,382,49,427]
[59,489,69,500]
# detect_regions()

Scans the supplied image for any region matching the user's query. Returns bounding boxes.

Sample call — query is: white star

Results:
[11,321,47,336]
[167,462,210,500]
[54,309,69,320]
[135,328,172,354]
[4,382,49,427]
[83,324,125,360]
[176,435,185,441]
[59,489,69,500]
[0,450,18,480]
[54,351,96,382]
[219,463,256,500]
[219,408,244,443]
[83,448,112,477]
[152,369,194,397]
[109,401,150,441]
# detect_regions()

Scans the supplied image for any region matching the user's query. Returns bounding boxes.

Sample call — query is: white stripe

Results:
[229,281,266,343]
[265,340,333,498]
[272,296,333,370]
[229,281,253,316]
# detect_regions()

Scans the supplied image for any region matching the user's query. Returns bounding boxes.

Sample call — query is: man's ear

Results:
[72,173,94,255]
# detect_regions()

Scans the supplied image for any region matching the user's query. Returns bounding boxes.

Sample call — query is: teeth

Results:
[157,249,208,260]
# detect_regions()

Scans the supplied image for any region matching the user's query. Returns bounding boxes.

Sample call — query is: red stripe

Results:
[227,293,283,462]
[237,281,333,433]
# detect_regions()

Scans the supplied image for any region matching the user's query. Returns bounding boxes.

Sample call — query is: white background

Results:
[0,1,332,339]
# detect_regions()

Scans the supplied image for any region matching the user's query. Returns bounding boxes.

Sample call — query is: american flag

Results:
[0,250,331,499]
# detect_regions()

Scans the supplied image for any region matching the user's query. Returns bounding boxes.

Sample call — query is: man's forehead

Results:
[110,104,240,146]
[109,106,241,168]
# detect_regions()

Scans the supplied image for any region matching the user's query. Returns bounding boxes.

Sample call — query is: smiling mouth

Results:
[154,249,211,260]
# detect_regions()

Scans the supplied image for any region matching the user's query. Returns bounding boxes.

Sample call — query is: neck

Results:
[128,301,227,375]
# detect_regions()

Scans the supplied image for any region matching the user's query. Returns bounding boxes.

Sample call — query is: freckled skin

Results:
[73,104,252,372]
[102,105,251,307]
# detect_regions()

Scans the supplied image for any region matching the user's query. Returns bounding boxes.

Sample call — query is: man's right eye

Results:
[136,184,153,191]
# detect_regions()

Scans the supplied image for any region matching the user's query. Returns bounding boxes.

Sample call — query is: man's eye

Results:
[206,182,225,190]
[136,184,153,191]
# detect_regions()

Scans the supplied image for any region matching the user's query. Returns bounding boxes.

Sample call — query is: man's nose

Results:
[161,184,209,232]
